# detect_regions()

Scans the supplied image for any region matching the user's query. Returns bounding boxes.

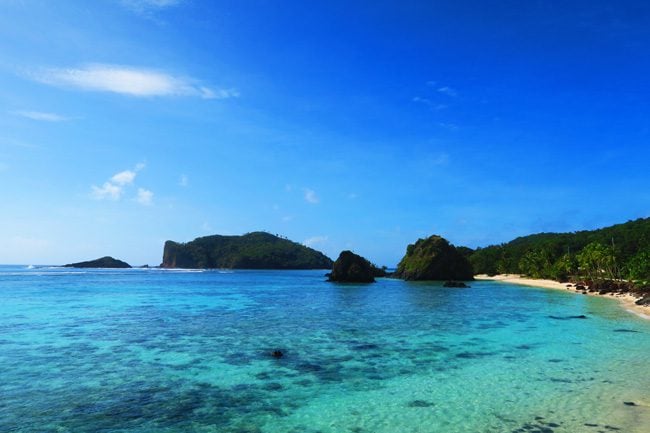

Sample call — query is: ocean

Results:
[1,265,649,433]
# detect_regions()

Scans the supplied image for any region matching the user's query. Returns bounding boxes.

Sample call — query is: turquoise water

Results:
[1,266,649,433]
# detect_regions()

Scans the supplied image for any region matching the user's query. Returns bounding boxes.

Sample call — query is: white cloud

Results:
[179,174,188,187]
[12,110,70,122]
[111,170,137,186]
[91,181,123,200]
[437,86,458,97]
[32,64,236,99]
[347,192,358,200]
[304,236,328,247]
[136,188,153,205]
[281,215,294,222]
[91,163,147,201]
[304,188,319,204]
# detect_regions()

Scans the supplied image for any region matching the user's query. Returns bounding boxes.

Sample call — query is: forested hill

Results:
[469,217,650,281]
[161,232,333,269]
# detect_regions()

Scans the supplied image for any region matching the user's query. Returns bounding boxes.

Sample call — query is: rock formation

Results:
[328,250,385,283]
[395,235,473,281]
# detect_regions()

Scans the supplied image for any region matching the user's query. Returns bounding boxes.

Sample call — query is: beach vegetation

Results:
[469,217,650,282]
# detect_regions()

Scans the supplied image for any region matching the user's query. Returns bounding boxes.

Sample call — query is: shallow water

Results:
[1,265,649,433]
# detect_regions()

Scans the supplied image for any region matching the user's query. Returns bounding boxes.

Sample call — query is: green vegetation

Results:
[328,250,386,283]
[64,256,131,268]
[395,235,474,281]
[161,231,333,269]
[469,217,650,283]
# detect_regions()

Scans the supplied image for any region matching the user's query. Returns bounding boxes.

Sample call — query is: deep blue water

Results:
[1,265,649,433]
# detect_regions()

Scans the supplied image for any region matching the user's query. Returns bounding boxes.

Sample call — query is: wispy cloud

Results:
[304,188,319,204]
[12,110,70,122]
[412,97,446,110]
[437,86,458,97]
[91,163,149,202]
[120,0,182,13]
[31,64,237,99]
[136,188,154,205]
[304,236,328,247]
[437,122,459,131]
[0,162,9,173]
[179,174,189,187]
[426,152,450,166]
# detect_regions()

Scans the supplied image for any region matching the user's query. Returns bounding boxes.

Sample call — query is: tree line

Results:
[469,217,650,283]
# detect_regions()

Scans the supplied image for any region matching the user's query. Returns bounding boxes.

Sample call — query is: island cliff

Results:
[161,232,333,269]
[395,235,473,281]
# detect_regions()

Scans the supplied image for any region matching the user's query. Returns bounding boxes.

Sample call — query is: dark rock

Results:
[394,235,474,281]
[623,401,636,406]
[635,296,650,306]
[575,285,586,291]
[271,350,284,359]
[548,315,588,320]
[443,280,469,288]
[328,250,383,283]
[63,256,131,268]
[407,400,435,408]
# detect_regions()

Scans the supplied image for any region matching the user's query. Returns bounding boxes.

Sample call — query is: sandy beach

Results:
[475,274,650,320]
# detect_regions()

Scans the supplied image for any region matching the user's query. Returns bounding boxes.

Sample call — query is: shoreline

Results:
[475,274,650,321]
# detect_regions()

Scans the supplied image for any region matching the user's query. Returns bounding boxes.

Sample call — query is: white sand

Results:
[475,274,650,320]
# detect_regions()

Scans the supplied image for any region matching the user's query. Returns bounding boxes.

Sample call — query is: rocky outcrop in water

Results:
[395,235,473,281]
[63,256,131,268]
[327,250,385,283]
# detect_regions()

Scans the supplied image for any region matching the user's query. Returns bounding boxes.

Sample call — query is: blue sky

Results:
[2,0,650,266]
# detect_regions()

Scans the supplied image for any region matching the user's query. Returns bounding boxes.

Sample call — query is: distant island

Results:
[64,256,131,268]
[161,231,333,269]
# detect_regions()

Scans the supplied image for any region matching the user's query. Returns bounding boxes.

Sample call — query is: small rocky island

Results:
[64,256,132,268]
[327,250,386,283]
[161,231,333,269]
[395,235,473,281]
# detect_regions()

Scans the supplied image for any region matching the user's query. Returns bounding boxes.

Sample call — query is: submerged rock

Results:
[443,280,469,288]
[407,400,435,408]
